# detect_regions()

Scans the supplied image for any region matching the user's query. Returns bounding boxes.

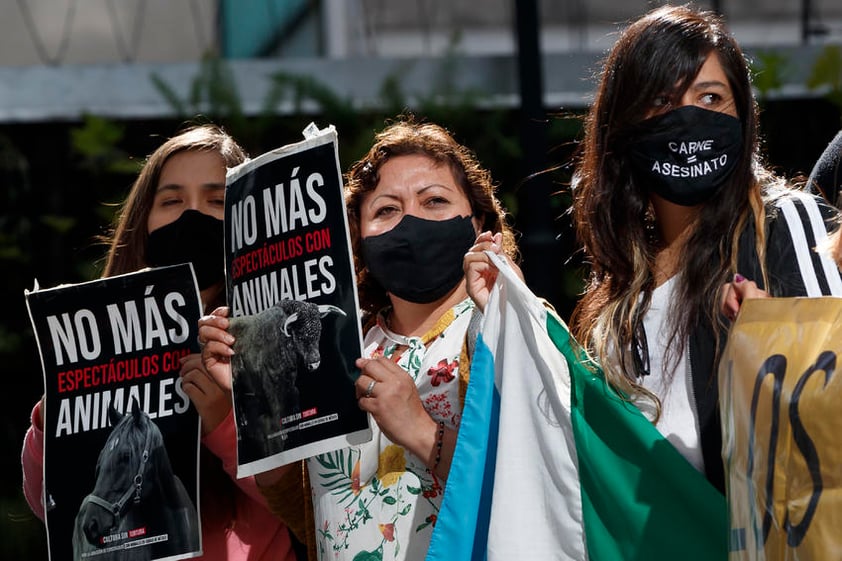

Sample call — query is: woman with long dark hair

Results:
[570,5,842,493]
[22,123,300,561]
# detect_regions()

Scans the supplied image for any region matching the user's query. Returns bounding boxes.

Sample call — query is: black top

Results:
[689,191,842,493]
[807,130,842,207]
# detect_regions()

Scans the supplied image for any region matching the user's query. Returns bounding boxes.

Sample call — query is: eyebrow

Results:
[690,80,730,91]
[366,183,455,210]
[418,183,453,193]
[155,182,225,193]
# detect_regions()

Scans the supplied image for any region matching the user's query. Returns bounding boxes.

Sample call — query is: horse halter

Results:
[84,424,153,518]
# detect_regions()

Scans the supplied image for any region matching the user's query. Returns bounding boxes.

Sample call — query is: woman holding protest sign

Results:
[198,117,520,561]
[21,123,300,561]
[566,4,842,495]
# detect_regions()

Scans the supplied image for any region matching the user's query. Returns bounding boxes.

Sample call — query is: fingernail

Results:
[734,273,745,283]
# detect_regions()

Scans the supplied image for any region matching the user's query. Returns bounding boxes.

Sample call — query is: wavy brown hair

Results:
[570,5,778,404]
[345,116,519,316]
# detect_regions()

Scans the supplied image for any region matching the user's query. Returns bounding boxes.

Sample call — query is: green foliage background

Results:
[2,46,841,560]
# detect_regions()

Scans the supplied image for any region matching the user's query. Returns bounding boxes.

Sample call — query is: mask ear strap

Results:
[469,213,482,235]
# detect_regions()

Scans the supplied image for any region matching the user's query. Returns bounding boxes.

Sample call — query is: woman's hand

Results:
[198,306,235,367]
[721,274,769,321]
[194,306,236,434]
[464,231,506,313]
[180,353,231,435]
[355,356,437,456]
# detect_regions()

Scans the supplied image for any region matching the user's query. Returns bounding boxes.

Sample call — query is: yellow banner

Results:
[720,297,842,560]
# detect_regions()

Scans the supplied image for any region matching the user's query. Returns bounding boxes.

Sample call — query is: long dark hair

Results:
[345,116,519,316]
[101,123,248,531]
[570,5,775,401]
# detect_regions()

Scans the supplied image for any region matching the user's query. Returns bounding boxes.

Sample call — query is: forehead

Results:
[693,52,730,83]
[371,154,460,193]
[157,150,225,185]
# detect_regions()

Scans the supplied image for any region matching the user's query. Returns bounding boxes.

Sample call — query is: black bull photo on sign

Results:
[229,299,346,457]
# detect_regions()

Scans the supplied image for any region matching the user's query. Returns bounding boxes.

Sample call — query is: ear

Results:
[108,403,123,427]
[131,400,143,425]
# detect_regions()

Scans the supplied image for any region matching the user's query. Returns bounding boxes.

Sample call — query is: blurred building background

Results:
[0,0,840,120]
[2,2,841,559]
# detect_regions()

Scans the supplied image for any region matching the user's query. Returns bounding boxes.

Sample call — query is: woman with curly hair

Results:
[199,116,519,561]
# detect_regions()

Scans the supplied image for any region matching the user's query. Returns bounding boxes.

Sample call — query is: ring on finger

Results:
[364,379,377,398]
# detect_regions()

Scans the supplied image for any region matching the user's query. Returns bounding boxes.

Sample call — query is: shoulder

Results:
[764,187,839,234]
[761,187,842,296]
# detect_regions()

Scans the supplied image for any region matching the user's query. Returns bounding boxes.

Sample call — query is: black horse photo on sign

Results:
[229,299,346,460]
[72,398,200,561]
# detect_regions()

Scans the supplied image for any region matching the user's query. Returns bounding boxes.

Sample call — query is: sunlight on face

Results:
[360,154,480,238]
[649,52,738,119]
[147,149,226,233]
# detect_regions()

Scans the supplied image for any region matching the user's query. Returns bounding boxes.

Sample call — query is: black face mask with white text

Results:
[628,105,743,206]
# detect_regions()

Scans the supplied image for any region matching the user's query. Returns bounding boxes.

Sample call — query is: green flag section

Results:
[428,252,727,561]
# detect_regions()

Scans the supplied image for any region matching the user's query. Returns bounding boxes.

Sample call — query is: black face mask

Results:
[146,209,224,291]
[361,215,477,304]
[629,105,743,206]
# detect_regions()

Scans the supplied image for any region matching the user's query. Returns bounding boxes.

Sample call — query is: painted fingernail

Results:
[734,273,746,283]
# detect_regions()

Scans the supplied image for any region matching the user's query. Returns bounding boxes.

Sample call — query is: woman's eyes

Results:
[373,205,398,218]
[371,196,451,218]
[699,92,723,106]
[424,196,449,207]
[649,92,726,113]
[156,196,224,207]
[652,95,671,108]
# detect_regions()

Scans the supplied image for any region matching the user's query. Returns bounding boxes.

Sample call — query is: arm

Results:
[199,306,309,541]
[724,193,842,319]
[201,409,292,508]
[355,356,457,480]
[198,307,300,494]
[21,399,46,521]
[764,193,842,297]
[194,307,272,506]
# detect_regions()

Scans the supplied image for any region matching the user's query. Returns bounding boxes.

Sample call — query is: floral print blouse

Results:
[306,298,475,561]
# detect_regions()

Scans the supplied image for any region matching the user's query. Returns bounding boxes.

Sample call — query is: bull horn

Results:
[318,304,347,318]
[281,312,299,336]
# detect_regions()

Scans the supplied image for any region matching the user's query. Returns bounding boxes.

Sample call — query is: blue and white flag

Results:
[426,253,728,561]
